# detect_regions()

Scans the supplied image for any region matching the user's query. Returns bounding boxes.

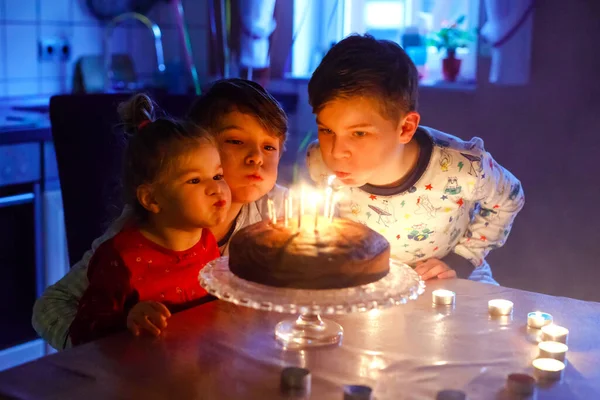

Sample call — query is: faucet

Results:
[103,12,166,92]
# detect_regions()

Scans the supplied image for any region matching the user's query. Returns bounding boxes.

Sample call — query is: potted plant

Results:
[427,16,475,82]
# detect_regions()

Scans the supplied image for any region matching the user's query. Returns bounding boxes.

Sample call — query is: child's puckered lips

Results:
[245,173,264,182]
[213,199,227,208]
[334,171,351,178]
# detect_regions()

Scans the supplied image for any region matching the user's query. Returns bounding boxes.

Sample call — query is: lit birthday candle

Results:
[329,192,340,222]
[284,194,289,228]
[267,198,274,223]
[310,192,321,231]
[272,202,278,225]
[298,186,305,229]
[323,175,335,218]
[267,198,277,225]
[286,191,293,228]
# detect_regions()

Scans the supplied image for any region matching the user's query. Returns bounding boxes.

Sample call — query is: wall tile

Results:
[0,0,212,97]
[41,77,68,95]
[5,25,39,79]
[41,0,70,22]
[5,0,36,22]
[0,21,5,81]
[71,0,99,24]
[6,79,38,96]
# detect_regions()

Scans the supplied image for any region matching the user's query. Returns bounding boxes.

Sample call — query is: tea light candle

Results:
[506,373,536,396]
[527,311,553,329]
[538,341,568,362]
[532,358,565,381]
[541,324,569,344]
[488,299,514,316]
[432,289,455,306]
[343,385,372,400]
[280,367,311,394]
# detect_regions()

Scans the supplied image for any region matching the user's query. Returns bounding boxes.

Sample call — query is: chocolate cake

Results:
[228,216,390,289]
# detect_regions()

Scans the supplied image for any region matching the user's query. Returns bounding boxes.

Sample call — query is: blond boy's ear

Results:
[397,111,421,144]
[137,184,161,214]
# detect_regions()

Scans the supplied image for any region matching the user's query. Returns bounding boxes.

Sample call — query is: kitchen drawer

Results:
[0,143,41,187]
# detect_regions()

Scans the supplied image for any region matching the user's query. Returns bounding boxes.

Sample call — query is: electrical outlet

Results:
[38,38,71,62]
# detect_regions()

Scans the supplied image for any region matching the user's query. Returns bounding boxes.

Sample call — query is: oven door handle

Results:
[0,192,35,208]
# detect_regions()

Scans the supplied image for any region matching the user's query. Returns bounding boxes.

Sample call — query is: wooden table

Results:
[1,279,599,399]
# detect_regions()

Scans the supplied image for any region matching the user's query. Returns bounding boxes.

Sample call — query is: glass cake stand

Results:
[199,257,425,349]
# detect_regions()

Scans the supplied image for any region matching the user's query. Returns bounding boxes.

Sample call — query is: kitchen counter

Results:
[0,97,52,145]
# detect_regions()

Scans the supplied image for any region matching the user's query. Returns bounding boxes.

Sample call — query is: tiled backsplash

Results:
[0,0,209,98]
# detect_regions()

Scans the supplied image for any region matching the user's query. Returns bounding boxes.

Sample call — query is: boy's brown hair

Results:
[187,78,288,147]
[308,34,419,122]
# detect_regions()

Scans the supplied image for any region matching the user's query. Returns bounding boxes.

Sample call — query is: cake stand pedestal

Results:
[199,257,425,349]
[275,313,343,348]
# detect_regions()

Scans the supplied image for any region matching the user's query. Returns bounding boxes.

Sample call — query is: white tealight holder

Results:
[527,311,553,329]
[488,299,514,316]
[432,289,455,306]
[533,358,565,381]
[541,324,569,344]
[538,341,568,362]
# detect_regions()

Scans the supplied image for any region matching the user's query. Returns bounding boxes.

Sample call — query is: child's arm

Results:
[69,241,137,346]
[453,150,525,270]
[32,207,132,349]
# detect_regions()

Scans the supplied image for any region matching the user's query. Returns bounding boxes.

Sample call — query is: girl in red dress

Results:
[69,94,230,345]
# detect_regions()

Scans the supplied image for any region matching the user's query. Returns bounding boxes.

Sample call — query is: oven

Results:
[0,143,45,370]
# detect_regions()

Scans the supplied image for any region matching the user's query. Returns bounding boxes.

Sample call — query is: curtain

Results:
[480,0,535,85]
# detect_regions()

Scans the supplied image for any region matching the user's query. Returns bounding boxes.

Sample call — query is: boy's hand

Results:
[127,301,171,336]
[415,258,457,281]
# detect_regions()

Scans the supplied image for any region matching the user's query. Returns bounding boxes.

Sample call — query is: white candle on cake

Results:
[284,195,288,227]
[310,192,320,231]
[329,192,339,223]
[267,199,274,223]
[286,191,293,228]
[298,186,305,229]
[271,200,277,225]
[324,187,332,218]
[323,175,335,219]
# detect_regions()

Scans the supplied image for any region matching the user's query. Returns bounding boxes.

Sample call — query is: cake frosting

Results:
[229,216,390,289]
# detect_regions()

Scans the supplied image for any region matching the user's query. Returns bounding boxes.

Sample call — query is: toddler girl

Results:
[69,94,230,345]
